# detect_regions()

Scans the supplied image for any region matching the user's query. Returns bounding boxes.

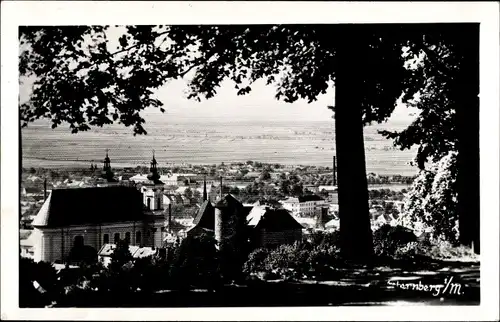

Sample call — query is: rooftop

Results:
[32,186,144,228]
[298,194,324,202]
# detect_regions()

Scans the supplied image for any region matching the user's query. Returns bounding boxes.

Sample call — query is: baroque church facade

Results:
[32,152,167,263]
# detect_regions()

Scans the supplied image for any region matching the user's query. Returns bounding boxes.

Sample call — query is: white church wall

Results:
[33,219,165,263]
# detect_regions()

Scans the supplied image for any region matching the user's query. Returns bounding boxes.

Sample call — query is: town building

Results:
[280,194,326,217]
[246,205,303,248]
[31,153,165,263]
[187,187,303,249]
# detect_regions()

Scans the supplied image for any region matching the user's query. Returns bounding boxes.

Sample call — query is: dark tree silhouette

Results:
[109,238,132,272]
[380,24,479,253]
[20,24,468,258]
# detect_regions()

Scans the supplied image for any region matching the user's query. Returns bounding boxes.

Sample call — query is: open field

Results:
[21,118,417,175]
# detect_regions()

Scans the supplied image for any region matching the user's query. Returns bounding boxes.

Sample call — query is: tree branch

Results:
[415,41,452,77]
[109,30,171,57]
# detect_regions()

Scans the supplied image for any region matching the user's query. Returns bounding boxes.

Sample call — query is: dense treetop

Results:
[19,24,434,135]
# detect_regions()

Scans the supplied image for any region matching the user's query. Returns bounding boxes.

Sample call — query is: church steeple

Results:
[103,149,111,172]
[147,149,161,183]
[101,149,115,182]
[203,175,208,201]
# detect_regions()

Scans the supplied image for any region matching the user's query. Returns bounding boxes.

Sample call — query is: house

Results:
[280,194,325,217]
[187,193,302,249]
[130,174,149,184]
[160,174,179,186]
[163,193,184,206]
[22,186,42,197]
[244,171,261,180]
[324,218,340,231]
[246,206,303,248]
[20,230,36,259]
[280,197,300,216]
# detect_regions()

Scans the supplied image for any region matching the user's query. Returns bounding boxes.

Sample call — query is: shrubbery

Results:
[243,231,343,281]
[372,224,417,258]
[372,224,477,262]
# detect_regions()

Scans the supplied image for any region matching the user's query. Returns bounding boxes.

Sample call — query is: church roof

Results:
[32,186,144,228]
[192,200,215,230]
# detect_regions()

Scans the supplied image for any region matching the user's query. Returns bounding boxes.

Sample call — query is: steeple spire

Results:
[103,149,111,172]
[203,175,208,201]
[147,149,160,183]
[102,149,114,182]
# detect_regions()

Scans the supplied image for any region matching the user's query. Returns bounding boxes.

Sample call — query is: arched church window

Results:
[147,198,151,210]
[114,233,120,243]
[103,234,109,244]
[125,232,131,243]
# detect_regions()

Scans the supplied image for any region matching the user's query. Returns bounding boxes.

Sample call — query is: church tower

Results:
[147,150,161,183]
[101,149,115,182]
[141,150,165,211]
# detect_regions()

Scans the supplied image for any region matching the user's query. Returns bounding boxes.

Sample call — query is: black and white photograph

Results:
[1,1,499,321]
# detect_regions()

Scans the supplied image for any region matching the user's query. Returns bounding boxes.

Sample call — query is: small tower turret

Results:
[147,150,161,183]
[101,149,115,182]
[142,150,165,211]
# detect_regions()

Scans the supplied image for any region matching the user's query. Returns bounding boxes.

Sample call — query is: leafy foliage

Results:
[170,234,221,290]
[20,25,419,135]
[19,258,59,307]
[243,232,343,280]
[372,224,417,258]
[399,151,459,244]
[379,27,475,170]
[109,238,133,271]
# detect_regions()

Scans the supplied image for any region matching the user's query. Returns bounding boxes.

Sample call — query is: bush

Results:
[307,230,341,248]
[170,234,221,290]
[390,235,478,262]
[19,258,59,307]
[307,244,341,279]
[426,240,477,260]
[373,224,417,258]
[243,240,342,281]
[263,243,310,280]
[243,248,270,274]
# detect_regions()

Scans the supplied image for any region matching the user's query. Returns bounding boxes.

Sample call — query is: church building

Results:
[31,152,165,263]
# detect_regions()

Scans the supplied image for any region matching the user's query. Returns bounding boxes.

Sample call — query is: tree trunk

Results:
[334,28,374,260]
[456,25,480,254]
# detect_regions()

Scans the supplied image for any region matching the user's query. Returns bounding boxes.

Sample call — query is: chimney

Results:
[333,155,337,186]
[44,177,47,201]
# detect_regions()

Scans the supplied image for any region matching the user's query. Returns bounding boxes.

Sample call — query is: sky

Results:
[20,75,417,125]
[19,25,418,126]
